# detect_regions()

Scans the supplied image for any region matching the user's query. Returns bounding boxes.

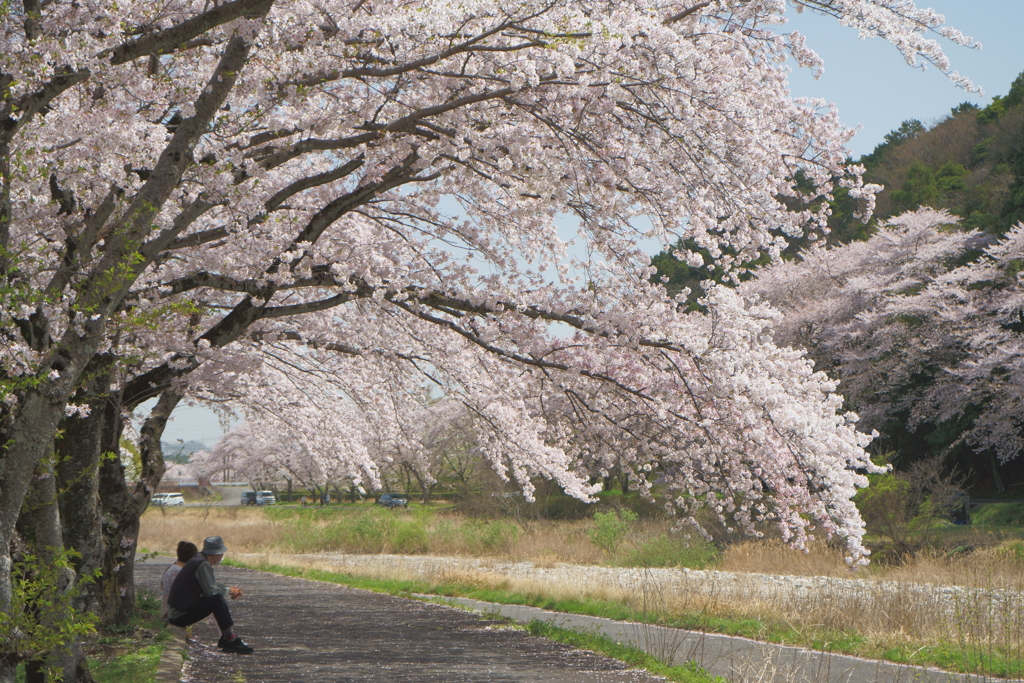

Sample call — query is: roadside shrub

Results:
[2,543,98,677]
[855,455,966,559]
[392,520,431,554]
[589,510,638,555]
[350,511,396,552]
[621,534,720,569]
[461,520,520,553]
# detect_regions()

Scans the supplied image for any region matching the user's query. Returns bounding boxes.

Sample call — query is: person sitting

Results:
[167,536,254,654]
[160,541,198,622]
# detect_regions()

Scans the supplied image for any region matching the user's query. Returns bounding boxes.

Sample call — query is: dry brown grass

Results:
[722,537,1024,589]
[721,539,850,577]
[141,507,608,564]
[140,507,283,555]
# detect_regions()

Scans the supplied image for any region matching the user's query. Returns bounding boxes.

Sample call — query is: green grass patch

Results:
[262,506,438,554]
[90,643,164,683]
[617,534,720,569]
[971,502,1024,527]
[14,588,172,683]
[88,588,173,683]
[525,620,725,683]
[224,559,1024,679]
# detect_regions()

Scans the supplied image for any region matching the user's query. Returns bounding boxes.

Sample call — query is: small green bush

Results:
[350,511,396,552]
[588,509,637,555]
[461,520,520,553]
[994,540,1024,562]
[621,534,720,569]
[392,520,430,554]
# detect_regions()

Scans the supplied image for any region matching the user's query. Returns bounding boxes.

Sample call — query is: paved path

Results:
[135,561,662,683]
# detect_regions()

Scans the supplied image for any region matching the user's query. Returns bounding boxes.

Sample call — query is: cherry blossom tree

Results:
[0,0,979,678]
[370,399,482,503]
[744,210,1024,487]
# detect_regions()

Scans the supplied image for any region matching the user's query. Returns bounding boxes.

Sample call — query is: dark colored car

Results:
[241,490,276,506]
[377,493,408,508]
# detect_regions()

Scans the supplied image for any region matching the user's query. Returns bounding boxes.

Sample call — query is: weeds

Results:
[589,509,638,555]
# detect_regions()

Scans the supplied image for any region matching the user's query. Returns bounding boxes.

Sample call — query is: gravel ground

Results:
[234,552,1011,619]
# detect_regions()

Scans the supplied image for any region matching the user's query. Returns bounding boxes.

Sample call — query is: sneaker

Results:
[219,637,254,654]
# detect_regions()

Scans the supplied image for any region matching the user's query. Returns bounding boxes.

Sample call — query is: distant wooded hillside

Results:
[827,70,1024,242]
[161,440,207,464]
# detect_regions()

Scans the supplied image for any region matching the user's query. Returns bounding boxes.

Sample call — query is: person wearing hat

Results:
[167,536,253,654]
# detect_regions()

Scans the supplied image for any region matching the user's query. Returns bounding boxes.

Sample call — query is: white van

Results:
[152,493,185,506]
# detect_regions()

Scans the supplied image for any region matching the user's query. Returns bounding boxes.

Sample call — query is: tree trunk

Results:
[57,361,118,620]
[990,453,1005,494]
[100,387,182,623]
[21,457,94,683]
[0,392,69,683]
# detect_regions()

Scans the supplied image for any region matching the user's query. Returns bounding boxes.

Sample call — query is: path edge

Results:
[154,625,187,683]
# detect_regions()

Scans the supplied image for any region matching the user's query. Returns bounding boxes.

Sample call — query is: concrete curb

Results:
[153,625,187,683]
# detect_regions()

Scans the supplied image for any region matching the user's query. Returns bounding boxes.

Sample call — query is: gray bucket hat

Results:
[202,536,227,555]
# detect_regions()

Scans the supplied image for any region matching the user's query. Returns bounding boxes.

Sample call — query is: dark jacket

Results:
[168,553,227,616]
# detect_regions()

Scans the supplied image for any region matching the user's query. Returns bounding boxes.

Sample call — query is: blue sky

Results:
[158,1,1024,447]
[786,0,1024,157]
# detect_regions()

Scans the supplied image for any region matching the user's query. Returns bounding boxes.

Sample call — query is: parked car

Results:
[241,490,276,506]
[152,493,185,507]
[377,493,408,508]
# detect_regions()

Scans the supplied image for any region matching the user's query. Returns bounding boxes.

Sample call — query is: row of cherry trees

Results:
[191,399,479,503]
[744,209,1024,486]
[0,0,978,680]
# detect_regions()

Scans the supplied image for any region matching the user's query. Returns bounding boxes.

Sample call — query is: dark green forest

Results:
[830,70,1024,241]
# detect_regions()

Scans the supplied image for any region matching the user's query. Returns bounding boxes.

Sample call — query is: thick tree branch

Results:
[78,11,270,314]
[0,68,90,142]
[162,226,231,251]
[664,2,712,25]
[263,156,366,214]
[22,0,42,41]
[106,0,275,65]
[162,272,270,297]
[257,291,364,318]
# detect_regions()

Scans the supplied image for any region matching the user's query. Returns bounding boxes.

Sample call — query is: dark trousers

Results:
[168,594,234,632]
